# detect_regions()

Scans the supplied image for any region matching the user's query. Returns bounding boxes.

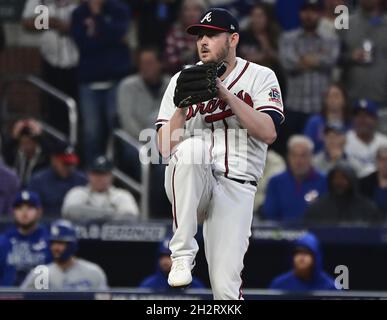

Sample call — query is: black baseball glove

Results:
[173,62,226,108]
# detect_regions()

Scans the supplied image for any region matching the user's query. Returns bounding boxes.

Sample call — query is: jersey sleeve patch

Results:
[268,87,282,107]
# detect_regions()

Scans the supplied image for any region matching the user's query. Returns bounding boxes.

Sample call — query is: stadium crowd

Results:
[1,0,387,292]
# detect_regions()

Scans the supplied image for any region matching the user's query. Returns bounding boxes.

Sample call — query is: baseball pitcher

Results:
[156,8,284,300]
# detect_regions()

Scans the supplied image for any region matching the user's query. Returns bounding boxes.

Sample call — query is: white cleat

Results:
[168,259,193,288]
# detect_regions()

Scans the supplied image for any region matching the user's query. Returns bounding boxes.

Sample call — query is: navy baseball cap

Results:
[353,99,378,117]
[301,0,323,10]
[186,8,239,35]
[49,220,77,243]
[89,156,113,173]
[13,190,41,208]
[158,238,171,256]
[324,121,346,134]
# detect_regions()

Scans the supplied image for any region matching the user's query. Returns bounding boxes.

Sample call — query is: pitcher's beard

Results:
[201,41,230,64]
[217,41,230,63]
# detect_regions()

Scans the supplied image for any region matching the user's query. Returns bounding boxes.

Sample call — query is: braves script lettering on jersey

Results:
[156,57,284,299]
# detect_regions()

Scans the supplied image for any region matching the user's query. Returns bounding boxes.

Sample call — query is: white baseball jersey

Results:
[157,57,284,299]
[156,57,284,181]
[21,259,108,290]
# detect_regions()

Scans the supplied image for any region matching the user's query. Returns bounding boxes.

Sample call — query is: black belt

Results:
[227,177,257,186]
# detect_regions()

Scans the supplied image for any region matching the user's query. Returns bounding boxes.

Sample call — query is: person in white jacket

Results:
[62,156,139,221]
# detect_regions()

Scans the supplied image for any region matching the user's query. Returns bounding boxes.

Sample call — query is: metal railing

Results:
[111,129,151,220]
[0,74,78,145]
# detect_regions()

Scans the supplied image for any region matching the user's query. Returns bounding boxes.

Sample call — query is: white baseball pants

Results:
[164,137,256,300]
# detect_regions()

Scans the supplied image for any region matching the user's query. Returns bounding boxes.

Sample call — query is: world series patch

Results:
[268,88,282,106]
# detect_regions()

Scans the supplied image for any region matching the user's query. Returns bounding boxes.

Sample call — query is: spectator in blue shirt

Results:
[139,238,205,290]
[269,232,336,291]
[71,0,131,165]
[303,84,351,154]
[262,135,327,222]
[0,191,51,286]
[28,143,86,217]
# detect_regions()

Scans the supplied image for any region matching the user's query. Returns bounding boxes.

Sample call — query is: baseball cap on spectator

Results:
[186,8,239,35]
[353,99,379,118]
[158,238,172,256]
[324,121,346,134]
[13,190,41,208]
[50,142,79,165]
[301,0,323,11]
[89,156,113,173]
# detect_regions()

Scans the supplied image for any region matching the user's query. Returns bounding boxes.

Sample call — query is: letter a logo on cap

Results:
[201,12,212,23]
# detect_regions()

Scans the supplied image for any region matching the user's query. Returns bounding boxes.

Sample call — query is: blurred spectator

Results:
[305,163,382,224]
[28,144,87,217]
[262,135,327,222]
[0,162,19,216]
[3,119,48,187]
[318,0,345,38]
[118,47,170,141]
[360,145,387,217]
[339,0,387,107]
[303,84,351,153]
[22,220,108,290]
[345,99,387,178]
[132,0,179,51]
[313,122,348,174]
[0,23,4,50]
[116,46,173,219]
[254,150,286,214]
[269,233,336,291]
[139,238,204,289]
[62,156,139,221]
[164,0,205,74]
[22,0,79,134]
[117,46,168,175]
[71,0,131,165]
[206,0,255,25]
[0,191,50,286]
[275,0,305,31]
[238,3,286,93]
[279,0,340,141]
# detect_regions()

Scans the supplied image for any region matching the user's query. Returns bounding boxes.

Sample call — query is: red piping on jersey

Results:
[219,62,249,178]
[255,105,284,115]
[172,164,178,229]
[227,61,250,90]
[210,123,215,163]
[223,119,229,177]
